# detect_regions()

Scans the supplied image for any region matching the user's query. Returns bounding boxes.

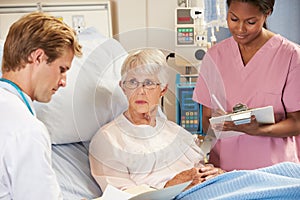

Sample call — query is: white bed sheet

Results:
[52,141,102,200]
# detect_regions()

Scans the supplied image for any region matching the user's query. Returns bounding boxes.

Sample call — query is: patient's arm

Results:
[164,168,200,190]
[89,154,137,191]
[164,165,225,190]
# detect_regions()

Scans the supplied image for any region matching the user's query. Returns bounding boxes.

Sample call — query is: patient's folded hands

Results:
[164,164,225,191]
[199,164,226,181]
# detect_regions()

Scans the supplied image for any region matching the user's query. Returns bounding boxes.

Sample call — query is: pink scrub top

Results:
[193,35,300,171]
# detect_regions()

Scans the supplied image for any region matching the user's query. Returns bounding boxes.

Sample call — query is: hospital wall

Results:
[0,0,113,39]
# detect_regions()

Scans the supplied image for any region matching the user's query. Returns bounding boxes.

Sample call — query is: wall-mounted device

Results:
[175,0,228,67]
[175,7,207,66]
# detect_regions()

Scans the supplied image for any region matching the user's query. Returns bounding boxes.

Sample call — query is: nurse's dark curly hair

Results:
[226,0,275,29]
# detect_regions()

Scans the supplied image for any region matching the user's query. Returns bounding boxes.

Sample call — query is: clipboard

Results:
[209,106,275,139]
[209,106,275,125]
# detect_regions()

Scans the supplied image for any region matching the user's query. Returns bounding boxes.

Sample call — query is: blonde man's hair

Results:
[2,12,82,72]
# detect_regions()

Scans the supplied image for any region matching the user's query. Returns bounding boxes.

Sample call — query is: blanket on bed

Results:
[175,162,300,200]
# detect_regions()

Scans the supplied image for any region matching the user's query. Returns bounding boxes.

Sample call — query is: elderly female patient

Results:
[89,49,224,191]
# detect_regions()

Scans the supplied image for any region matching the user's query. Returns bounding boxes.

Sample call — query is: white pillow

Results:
[34,28,128,144]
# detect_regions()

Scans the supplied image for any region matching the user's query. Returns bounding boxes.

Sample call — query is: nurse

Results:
[193,0,300,171]
[0,12,82,199]
[89,48,224,191]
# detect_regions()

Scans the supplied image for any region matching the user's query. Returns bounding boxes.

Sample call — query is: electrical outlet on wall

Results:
[72,15,85,34]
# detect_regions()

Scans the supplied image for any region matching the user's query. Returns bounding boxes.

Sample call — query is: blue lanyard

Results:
[0,78,34,115]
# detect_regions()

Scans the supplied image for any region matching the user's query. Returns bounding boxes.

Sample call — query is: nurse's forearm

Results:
[202,106,212,134]
[258,112,300,137]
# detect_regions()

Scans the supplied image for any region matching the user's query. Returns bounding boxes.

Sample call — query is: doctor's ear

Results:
[29,48,46,64]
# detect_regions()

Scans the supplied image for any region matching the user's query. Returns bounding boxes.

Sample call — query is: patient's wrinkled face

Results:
[122,73,162,115]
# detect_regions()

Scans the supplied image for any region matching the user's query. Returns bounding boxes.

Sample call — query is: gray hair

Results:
[120,48,169,87]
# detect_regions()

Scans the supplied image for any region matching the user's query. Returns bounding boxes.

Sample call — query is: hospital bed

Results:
[52,142,102,199]
[51,143,300,200]
[51,144,300,200]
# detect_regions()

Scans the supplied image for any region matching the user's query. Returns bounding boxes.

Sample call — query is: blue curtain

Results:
[268,0,300,44]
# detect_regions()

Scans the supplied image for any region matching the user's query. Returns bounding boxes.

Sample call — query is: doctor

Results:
[0,12,82,199]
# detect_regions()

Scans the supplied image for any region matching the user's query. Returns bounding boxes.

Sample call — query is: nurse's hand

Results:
[213,115,261,135]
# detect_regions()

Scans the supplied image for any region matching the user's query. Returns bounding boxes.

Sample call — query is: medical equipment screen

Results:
[176,8,193,25]
[177,87,202,134]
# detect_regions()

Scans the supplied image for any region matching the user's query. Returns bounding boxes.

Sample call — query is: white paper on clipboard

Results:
[209,106,275,139]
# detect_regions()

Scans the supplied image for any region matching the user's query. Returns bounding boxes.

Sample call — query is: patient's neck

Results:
[124,109,157,127]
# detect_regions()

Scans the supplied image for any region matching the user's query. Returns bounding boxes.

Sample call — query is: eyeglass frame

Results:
[122,79,161,90]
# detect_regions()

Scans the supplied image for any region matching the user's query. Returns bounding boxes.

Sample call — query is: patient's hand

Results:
[164,168,200,190]
[164,165,225,190]
[198,164,225,181]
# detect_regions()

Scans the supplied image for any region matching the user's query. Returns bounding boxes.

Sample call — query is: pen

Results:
[212,94,226,113]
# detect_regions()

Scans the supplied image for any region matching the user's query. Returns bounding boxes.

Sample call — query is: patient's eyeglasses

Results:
[123,79,161,90]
